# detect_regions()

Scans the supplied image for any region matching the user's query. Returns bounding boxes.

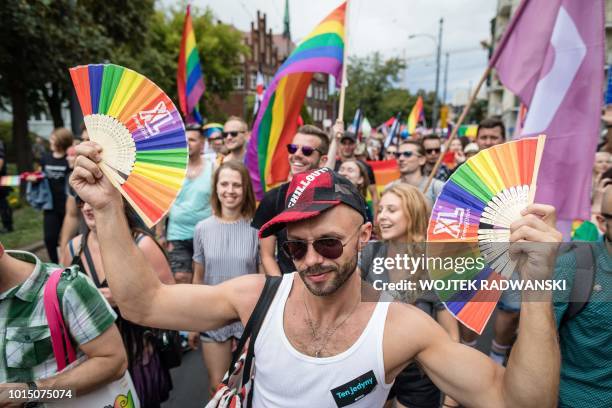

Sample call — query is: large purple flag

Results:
[491,0,605,221]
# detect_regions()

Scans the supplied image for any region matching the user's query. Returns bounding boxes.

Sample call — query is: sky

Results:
[163,0,497,103]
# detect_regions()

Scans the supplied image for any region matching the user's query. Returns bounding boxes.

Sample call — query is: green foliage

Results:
[0,206,43,249]
[344,53,406,126]
[344,53,443,129]
[0,122,36,162]
[465,99,488,124]
[0,1,248,167]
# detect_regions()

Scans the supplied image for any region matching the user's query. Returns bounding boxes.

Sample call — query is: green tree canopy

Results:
[0,1,247,172]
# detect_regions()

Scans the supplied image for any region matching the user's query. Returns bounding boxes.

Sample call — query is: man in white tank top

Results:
[71,143,563,408]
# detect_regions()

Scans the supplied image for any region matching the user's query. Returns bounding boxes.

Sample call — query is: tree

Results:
[0,1,247,172]
[343,53,406,126]
[0,0,139,171]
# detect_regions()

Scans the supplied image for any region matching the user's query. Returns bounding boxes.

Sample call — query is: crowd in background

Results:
[0,112,610,408]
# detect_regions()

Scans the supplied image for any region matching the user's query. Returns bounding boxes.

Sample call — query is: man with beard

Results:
[71,143,562,408]
[221,116,249,163]
[251,124,338,276]
[553,185,612,408]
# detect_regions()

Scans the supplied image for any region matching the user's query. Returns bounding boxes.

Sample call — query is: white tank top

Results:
[252,273,393,407]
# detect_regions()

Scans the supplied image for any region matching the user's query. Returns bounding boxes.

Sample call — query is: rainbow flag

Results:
[407,96,424,135]
[177,5,205,124]
[246,2,347,199]
[458,124,478,138]
[367,160,400,195]
[0,176,20,187]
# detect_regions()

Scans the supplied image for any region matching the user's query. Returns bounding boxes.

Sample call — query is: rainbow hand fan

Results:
[70,64,188,227]
[426,135,546,334]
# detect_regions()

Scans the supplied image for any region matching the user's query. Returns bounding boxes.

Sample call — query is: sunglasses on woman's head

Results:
[282,227,362,260]
[286,144,321,157]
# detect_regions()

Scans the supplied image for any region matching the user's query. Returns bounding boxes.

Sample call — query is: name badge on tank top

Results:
[330,370,378,407]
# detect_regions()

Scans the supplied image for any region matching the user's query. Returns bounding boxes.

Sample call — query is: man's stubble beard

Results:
[299,254,358,297]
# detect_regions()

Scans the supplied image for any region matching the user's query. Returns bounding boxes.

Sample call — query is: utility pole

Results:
[443,52,449,104]
[432,17,443,130]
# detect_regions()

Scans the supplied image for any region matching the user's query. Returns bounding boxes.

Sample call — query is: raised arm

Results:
[386,204,561,408]
[323,119,343,169]
[70,142,265,332]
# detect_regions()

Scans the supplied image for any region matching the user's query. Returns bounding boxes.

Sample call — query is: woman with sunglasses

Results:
[360,183,460,408]
[188,161,260,396]
[64,197,175,407]
[338,159,374,223]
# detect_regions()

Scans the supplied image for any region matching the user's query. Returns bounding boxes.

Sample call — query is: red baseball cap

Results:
[258,167,368,238]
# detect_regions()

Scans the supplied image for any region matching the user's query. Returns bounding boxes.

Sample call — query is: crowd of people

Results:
[0,112,610,408]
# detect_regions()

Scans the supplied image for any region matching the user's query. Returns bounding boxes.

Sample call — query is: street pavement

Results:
[162,348,209,408]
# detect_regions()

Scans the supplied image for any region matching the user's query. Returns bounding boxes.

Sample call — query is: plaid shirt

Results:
[0,251,116,383]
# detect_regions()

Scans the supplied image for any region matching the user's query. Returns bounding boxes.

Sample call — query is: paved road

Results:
[162,349,209,408]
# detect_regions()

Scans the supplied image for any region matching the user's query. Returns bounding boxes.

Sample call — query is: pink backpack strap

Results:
[43,268,77,371]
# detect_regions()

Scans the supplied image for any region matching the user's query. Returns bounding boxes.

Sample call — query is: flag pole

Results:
[422,66,490,193]
[422,0,530,193]
[337,0,350,122]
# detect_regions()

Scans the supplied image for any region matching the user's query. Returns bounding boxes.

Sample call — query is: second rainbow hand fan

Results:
[70,64,187,228]
[426,135,546,334]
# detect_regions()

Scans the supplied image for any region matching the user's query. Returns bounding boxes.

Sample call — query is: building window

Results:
[233,74,245,90]
[307,106,313,116]
[250,72,257,90]
[307,84,313,98]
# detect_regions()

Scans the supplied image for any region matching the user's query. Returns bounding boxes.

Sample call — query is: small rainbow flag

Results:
[177,5,205,124]
[0,171,44,187]
[367,160,400,195]
[0,176,20,187]
[407,96,424,135]
[246,2,347,199]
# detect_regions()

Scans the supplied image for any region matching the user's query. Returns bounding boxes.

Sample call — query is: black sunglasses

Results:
[394,151,417,159]
[282,227,362,260]
[286,144,322,157]
[425,148,441,154]
[601,213,612,220]
[222,131,243,138]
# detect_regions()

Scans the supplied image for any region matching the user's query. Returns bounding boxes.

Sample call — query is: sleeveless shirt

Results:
[252,273,393,407]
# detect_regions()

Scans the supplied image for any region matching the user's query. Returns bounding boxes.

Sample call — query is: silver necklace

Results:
[302,291,360,358]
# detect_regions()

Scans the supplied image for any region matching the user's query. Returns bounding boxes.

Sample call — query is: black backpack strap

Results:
[223,276,281,387]
[561,243,595,326]
[81,231,103,288]
[230,276,282,365]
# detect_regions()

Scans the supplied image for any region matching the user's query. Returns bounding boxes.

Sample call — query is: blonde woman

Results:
[360,183,459,408]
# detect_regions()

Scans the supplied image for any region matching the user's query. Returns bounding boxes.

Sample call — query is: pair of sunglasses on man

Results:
[282,227,362,261]
[286,144,323,157]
